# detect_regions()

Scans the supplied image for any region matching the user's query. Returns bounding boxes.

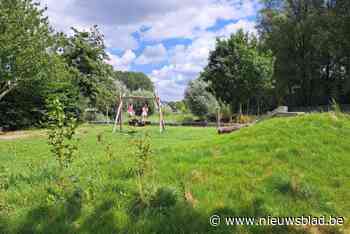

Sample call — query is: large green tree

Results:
[202,30,274,114]
[0,0,52,101]
[258,0,350,106]
[58,26,115,106]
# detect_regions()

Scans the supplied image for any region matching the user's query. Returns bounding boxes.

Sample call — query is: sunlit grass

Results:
[0,113,349,233]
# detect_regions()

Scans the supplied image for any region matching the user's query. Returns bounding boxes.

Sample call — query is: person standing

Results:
[141,104,149,123]
[127,104,135,118]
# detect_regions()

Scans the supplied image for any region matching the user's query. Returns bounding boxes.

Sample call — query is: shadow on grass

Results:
[16,190,82,234]
[119,194,311,234]
[0,215,9,234]
[1,192,342,234]
[119,129,138,136]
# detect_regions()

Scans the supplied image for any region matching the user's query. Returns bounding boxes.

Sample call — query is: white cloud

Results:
[141,1,257,41]
[135,44,167,65]
[219,19,257,37]
[155,79,187,101]
[102,25,140,50]
[106,50,136,71]
[38,0,259,51]
[37,0,260,100]
[150,19,257,100]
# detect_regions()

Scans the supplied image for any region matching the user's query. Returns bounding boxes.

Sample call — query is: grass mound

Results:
[0,113,349,233]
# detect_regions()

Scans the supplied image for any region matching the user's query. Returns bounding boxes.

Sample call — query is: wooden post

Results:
[159,106,164,133]
[119,103,123,131]
[155,95,165,133]
[217,108,221,129]
[113,95,123,133]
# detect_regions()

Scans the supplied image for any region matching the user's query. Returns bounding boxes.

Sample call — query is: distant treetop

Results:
[114,71,154,93]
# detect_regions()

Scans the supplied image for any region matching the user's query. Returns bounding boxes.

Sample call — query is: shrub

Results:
[47,98,78,170]
[236,115,254,124]
[220,104,233,123]
[182,115,195,123]
[184,79,218,119]
[150,187,177,210]
[272,173,316,199]
[133,132,153,202]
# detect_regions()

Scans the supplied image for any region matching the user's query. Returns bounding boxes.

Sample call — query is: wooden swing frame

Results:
[113,94,166,133]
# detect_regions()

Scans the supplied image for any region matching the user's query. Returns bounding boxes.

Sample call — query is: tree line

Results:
[185,0,350,118]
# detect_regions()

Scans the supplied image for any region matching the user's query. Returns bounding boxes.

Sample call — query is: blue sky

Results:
[39,0,261,101]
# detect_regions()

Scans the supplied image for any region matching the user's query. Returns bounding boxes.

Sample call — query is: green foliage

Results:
[149,187,177,211]
[161,104,174,116]
[258,0,350,107]
[47,98,78,169]
[202,30,274,113]
[167,100,189,113]
[0,0,81,129]
[0,166,9,192]
[115,71,154,92]
[114,79,130,97]
[0,0,52,101]
[58,26,115,106]
[219,103,233,122]
[133,132,153,202]
[0,53,79,130]
[272,173,317,200]
[184,79,218,119]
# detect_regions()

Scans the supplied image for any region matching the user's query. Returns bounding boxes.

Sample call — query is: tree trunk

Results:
[246,99,250,115]
[0,87,14,101]
[106,105,109,123]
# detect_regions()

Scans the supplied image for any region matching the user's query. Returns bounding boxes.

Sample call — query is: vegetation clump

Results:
[47,98,78,170]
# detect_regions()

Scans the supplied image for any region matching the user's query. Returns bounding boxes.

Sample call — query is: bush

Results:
[182,115,195,123]
[220,104,233,123]
[162,104,174,116]
[150,187,177,210]
[47,98,78,170]
[184,79,218,119]
[272,173,316,199]
[236,115,255,124]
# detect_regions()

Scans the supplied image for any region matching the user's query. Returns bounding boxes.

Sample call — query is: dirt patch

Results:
[0,130,46,141]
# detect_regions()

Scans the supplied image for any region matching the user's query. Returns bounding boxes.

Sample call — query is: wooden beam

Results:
[119,104,123,131]
[155,95,165,133]
[218,126,243,135]
[113,96,123,133]
[217,108,221,129]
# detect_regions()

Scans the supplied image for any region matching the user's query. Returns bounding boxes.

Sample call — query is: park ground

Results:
[0,113,350,234]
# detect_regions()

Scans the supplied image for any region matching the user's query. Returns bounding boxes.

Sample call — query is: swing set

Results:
[113,93,166,133]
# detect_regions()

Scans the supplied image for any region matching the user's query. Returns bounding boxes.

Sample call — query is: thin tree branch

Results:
[0,81,17,101]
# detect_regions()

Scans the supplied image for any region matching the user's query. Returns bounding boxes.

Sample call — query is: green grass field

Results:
[0,113,349,233]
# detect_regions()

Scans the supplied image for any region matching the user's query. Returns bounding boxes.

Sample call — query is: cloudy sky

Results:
[39,0,261,101]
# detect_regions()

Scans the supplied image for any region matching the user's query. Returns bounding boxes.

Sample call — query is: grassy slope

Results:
[0,113,349,233]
